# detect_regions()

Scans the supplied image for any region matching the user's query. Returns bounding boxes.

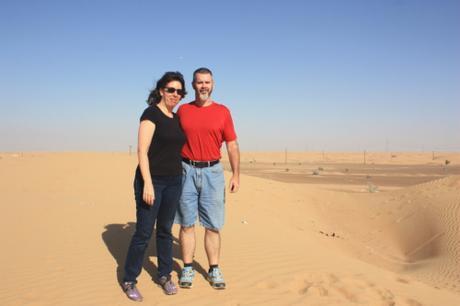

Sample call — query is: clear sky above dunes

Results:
[1,0,459,152]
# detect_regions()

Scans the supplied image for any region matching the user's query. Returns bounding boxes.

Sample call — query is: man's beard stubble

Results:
[199,93,209,100]
[198,88,212,101]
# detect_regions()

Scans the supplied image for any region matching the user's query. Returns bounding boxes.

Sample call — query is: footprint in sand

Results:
[290,273,422,305]
[256,280,279,290]
[403,298,423,306]
[396,277,410,284]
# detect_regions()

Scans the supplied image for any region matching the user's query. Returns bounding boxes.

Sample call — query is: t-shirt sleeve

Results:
[140,106,158,124]
[177,105,184,117]
[223,107,237,142]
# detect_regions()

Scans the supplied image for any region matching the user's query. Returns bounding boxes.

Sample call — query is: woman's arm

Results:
[137,120,156,205]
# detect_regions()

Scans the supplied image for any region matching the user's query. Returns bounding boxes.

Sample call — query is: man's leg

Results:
[199,163,226,289]
[175,162,199,265]
[200,163,225,267]
[178,225,196,288]
[204,228,220,265]
[179,225,196,264]
[176,162,199,288]
[204,227,225,289]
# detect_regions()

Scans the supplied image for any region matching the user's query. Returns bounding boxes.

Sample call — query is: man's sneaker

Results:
[207,267,226,289]
[179,266,195,288]
[121,281,143,302]
[158,275,178,295]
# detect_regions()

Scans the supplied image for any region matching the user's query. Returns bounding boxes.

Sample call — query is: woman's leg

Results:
[155,175,182,278]
[123,176,163,283]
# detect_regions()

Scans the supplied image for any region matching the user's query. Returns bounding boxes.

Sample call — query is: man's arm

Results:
[225,140,240,193]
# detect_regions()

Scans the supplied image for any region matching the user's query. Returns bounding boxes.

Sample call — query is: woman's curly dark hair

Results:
[147,71,187,105]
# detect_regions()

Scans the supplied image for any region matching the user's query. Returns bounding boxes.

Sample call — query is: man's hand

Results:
[226,140,240,193]
[229,175,240,193]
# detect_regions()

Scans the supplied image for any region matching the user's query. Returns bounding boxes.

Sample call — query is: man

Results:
[175,67,240,289]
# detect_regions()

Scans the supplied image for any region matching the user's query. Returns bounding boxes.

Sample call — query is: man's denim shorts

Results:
[174,161,225,230]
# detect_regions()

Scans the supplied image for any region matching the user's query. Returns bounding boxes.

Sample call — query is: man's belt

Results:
[182,158,220,168]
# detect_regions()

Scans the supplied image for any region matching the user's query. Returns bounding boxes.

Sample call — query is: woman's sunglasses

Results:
[164,87,185,96]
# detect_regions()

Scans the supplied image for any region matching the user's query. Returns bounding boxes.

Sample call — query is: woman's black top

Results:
[136,105,185,177]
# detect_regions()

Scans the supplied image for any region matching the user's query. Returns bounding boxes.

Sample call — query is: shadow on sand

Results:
[101,223,207,284]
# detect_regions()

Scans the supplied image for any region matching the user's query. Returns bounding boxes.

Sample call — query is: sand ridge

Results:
[1,152,459,305]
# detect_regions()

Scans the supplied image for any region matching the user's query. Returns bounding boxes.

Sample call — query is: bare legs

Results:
[180,226,220,265]
[179,226,196,264]
[204,228,220,265]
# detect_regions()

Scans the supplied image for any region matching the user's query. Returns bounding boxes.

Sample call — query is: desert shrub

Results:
[367,183,379,193]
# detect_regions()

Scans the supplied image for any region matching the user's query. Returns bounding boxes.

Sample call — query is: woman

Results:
[122,72,187,300]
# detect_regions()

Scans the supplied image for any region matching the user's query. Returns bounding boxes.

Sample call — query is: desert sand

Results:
[1,152,460,306]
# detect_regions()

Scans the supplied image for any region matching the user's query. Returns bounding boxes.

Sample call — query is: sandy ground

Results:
[1,152,460,306]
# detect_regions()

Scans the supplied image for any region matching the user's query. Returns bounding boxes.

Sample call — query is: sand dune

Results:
[1,152,459,305]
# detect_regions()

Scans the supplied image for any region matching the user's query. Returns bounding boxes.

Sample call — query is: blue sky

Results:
[1,0,459,152]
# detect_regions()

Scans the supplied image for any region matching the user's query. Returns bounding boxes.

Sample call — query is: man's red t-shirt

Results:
[178,101,237,161]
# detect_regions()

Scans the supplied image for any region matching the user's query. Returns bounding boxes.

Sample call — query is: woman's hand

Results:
[143,183,155,206]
